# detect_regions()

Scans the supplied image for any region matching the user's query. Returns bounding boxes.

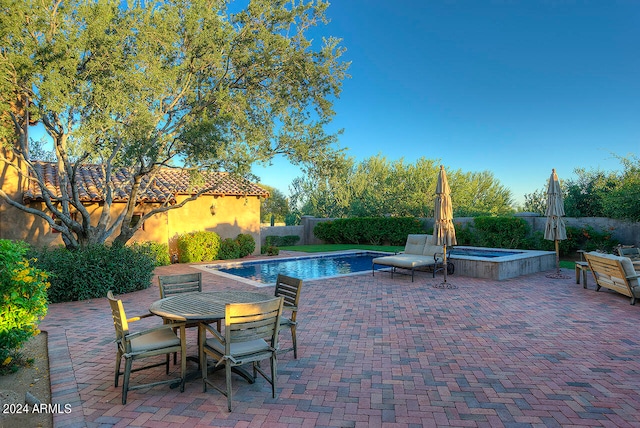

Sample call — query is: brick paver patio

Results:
[41,261,640,427]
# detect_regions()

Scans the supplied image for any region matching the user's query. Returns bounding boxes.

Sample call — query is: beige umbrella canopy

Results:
[434,165,457,287]
[544,168,567,277]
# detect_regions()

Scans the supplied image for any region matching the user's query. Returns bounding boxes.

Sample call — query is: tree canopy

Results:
[290,154,514,218]
[0,0,349,249]
[521,154,640,221]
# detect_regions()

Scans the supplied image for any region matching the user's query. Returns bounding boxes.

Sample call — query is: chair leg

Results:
[122,358,133,405]
[226,364,233,411]
[270,356,277,398]
[200,329,208,392]
[179,325,186,392]
[291,324,298,359]
[114,349,122,387]
[172,326,178,365]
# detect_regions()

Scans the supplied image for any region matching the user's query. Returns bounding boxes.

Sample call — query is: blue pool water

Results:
[209,252,387,284]
[449,248,521,258]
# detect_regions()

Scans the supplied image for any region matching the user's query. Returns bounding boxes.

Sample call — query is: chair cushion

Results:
[620,257,640,289]
[373,254,435,268]
[404,234,428,255]
[422,243,443,258]
[130,329,180,353]
[206,337,270,358]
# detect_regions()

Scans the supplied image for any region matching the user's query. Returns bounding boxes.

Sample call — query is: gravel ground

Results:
[0,332,52,428]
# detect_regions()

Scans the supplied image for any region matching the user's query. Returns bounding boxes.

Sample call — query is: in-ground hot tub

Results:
[448,246,556,281]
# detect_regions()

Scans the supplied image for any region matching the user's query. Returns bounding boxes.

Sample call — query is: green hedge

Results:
[313,217,424,245]
[0,240,49,373]
[177,231,221,262]
[31,244,156,303]
[235,233,256,257]
[218,238,240,260]
[456,217,619,256]
[129,241,171,266]
[264,235,300,248]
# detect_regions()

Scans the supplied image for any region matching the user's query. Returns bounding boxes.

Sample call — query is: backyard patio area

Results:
[42,260,640,427]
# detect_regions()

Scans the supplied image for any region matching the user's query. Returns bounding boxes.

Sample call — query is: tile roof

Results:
[23,162,269,204]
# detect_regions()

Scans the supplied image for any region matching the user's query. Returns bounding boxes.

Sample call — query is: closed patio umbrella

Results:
[544,168,568,278]
[434,165,457,288]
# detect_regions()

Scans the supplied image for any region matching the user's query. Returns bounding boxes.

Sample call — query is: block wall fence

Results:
[261,214,640,248]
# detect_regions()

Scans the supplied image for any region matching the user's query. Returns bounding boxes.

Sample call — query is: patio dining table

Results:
[150,290,273,323]
[149,290,273,385]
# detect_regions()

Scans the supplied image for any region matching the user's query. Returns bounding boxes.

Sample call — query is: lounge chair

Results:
[584,251,640,305]
[372,234,448,282]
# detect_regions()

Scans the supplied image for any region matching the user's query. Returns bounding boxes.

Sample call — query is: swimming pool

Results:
[200,252,388,285]
[194,246,556,285]
[448,248,521,258]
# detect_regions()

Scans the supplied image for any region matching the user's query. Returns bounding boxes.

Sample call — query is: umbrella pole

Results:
[435,245,457,289]
[546,239,570,279]
[443,246,447,283]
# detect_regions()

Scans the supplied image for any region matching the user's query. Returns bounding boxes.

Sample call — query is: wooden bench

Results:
[584,252,640,305]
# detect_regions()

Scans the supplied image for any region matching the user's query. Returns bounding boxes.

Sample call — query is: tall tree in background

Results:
[521,154,640,221]
[0,0,348,249]
[291,154,514,218]
[259,184,290,224]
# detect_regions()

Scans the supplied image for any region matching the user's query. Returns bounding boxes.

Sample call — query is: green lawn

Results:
[278,244,404,253]
[278,244,578,269]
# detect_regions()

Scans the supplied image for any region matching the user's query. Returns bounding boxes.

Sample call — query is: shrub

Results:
[31,244,156,303]
[470,217,530,249]
[263,235,300,249]
[265,245,279,256]
[177,231,221,262]
[235,234,256,257]
[563,225,618,255]
[129,241,171,266]
[218,238,241,260]
[0,240,49,373]
[313,217,424,245]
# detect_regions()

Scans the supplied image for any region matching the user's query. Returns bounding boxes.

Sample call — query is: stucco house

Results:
[0,154,269,256]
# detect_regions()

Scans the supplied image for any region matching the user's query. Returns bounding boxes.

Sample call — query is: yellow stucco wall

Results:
[0,153,263,255]
[167,194,263,256]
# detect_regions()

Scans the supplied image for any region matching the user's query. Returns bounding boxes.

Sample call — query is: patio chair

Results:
[584,252,640,305]
[274,274,303,359]
[158,272,202,298]
[617,246,640,261]
[199,296,284,411]
[158,272,204,364]
[107,290,186,405]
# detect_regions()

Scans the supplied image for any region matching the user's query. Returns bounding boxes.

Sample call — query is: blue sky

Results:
[255,0,640,206]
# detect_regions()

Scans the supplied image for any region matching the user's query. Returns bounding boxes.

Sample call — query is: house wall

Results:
[0,153,263,255]
[167,194,263,256]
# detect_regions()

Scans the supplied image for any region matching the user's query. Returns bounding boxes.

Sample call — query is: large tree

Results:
[0,0,348,249]
[291,154,514,218]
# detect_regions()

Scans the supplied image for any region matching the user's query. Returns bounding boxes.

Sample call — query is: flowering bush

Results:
[0,240,49,373]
